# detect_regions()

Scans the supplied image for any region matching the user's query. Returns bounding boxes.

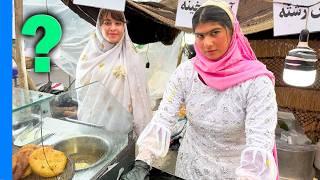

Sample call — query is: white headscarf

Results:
[75,9,152,135]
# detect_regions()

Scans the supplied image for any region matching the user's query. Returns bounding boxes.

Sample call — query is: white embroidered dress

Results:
[136,61,277,179]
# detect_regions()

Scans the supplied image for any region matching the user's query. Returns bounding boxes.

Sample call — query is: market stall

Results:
[12,0,320,179]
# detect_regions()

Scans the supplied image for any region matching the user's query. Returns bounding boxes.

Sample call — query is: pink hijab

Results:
[192,8,274,91]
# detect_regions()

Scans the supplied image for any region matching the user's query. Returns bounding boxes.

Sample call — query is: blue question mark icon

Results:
[22,14,62,73]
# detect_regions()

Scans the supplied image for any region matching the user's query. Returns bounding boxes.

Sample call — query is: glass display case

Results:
[12,82,135,179]
[12,88,54,144]
[12,83,184,180]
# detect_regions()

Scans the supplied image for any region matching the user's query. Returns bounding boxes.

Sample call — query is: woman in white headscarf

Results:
[75,9,152,135]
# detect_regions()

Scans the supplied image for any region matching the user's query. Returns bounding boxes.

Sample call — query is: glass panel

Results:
[12,88,53,112]
[12,88,53,140]
[51,81,133,134]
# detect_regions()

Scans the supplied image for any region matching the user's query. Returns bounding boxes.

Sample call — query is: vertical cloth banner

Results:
[73,0,126,11]
[273,0,320,36]
[175,0,239,29]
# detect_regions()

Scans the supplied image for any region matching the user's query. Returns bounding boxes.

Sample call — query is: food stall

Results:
[12,82,183,180]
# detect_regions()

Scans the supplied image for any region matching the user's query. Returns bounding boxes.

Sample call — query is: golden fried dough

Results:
[22,166,32,178]
[29,147,67,177]
[13,144,39,180]
[12,155,17,172]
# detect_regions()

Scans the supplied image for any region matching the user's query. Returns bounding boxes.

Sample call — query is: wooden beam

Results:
[250,39,320,58]
[14,0,28,89]
[275,87,320,112]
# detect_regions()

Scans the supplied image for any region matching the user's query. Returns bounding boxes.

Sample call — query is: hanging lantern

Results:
[283,29,318,87]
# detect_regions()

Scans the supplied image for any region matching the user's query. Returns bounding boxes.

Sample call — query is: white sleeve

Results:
[136,62,188,165]
[236,76,278,180]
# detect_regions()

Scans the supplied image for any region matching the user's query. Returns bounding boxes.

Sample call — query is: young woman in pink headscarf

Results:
[121,0,278,179]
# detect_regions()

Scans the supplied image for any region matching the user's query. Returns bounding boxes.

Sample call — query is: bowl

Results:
[54,136,109,171]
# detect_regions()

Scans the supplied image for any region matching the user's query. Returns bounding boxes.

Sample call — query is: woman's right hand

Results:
[120,160,150,180]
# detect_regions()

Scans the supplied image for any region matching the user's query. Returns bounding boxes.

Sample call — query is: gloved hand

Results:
[120,160,150,180]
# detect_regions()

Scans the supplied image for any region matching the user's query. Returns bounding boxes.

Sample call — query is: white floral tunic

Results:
[136,61,278,180]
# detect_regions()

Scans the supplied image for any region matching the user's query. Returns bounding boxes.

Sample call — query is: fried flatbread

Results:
[29,147,67,178]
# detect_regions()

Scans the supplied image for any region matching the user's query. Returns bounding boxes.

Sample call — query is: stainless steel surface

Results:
[31,133,55,146]
[62,117,105,128]
[54,136,109,171]
[12,117,40,138]
[39,117,128,180]
[13,123,55,147]
[12,117,40,131]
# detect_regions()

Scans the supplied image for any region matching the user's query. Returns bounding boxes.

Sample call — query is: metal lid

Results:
[276,138,318,152]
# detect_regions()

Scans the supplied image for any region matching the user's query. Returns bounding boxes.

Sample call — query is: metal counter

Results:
[24,117,128,180]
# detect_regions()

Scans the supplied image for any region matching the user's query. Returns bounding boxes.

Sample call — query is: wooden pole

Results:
[14,0,29,89]
[12,57,37,90]
[27,74,37,90]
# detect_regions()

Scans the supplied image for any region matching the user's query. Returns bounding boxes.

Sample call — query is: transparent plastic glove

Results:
[120,160,150,180]
[236,147,277,180]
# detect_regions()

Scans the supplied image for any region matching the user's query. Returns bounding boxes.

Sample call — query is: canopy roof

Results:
[61,0,273,44]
